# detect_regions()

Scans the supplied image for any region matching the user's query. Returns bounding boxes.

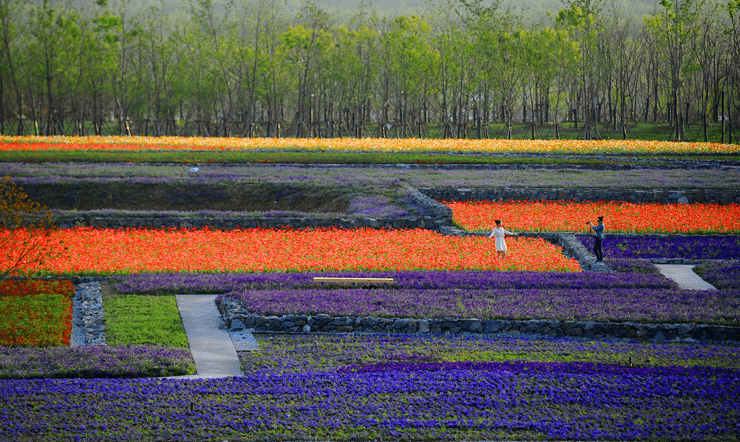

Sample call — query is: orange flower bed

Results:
[0,280,74,346]
[0,227,580,275]
[445,200,740,234]
[1,135,738,154]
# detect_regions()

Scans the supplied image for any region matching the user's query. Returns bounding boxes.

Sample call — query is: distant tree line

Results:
[1,0,739,141]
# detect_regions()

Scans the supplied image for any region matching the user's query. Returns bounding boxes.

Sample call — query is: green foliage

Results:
[1,0,738,139]
[104,295,189,348]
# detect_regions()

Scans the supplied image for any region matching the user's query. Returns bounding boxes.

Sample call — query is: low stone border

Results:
[223,311,740,343]
[420,186,740,205]
[71,279,106,347]
[55,213,452,232]
[650,258,739,264]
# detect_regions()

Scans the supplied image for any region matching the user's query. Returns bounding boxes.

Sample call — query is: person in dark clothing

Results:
[587,216,605,262]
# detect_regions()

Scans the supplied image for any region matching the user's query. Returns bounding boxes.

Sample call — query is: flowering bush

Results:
[0,280,74,346]
[446,200,740,234]
[0,227,581,275]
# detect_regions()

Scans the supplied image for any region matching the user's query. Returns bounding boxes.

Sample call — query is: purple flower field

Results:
[694,261,740,290]
[223,287,740,325]
[2,162,737,189]
[3,161,739,440]
[112,269,677,294]
[1,362,738,441]
[241,333,740,373]
[579,235,740,260]
[0,345,195,379]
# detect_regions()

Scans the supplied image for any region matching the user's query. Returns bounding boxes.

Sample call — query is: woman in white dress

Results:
[488,219,518,259]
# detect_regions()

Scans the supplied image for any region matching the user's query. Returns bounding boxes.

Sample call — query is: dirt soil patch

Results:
[24,183,350,213]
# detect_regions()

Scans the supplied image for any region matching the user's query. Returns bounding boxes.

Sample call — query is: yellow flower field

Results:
[1,135,738,154]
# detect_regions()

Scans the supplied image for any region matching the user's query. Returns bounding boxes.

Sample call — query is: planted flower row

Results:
[222,287,740,326]
[3,135,739,154]
[578,235,740,260]
[0,280,74,347]
[0,345,195,380]
[112,269,676,295]
[0,227,580,276]
[240,333,740,373]
[1,361,737,441]
[446,200,740,234]
[694,262,740,290]
[3,161,737,190]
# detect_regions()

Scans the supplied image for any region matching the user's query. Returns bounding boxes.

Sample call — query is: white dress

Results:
[489,227,516,252]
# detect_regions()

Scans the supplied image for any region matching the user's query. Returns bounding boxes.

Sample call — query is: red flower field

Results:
[0,227,580,275]
[445,200,740,234]
[0,280,74,346]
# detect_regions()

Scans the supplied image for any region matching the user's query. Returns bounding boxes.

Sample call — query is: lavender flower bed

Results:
[224,287,740,326]
[3,162,737,189]
[694,262,740,290]
[112,270,677,294]
[605,258,662,274]
[579,235,740,260]
[2,364,737,441]
[241,333,740,373]
[0,345,195,379]
[346,195,413,217]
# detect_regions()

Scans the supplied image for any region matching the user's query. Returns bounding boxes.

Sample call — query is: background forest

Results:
[1,0,738,141]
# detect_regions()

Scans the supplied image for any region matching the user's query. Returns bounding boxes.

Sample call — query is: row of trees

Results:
[1,0,739,141]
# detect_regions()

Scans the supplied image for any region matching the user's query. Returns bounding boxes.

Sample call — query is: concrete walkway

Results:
[655,264,717,290]
[171,295,244,379]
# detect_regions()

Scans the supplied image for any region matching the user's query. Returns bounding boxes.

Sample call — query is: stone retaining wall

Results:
[56,214,453,232]
[403,184,453,219]
[420,187,740,205]
[225,312,739,343]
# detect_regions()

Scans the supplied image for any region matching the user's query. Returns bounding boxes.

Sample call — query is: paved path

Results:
[171,295,244,379]
[655,264,717,290]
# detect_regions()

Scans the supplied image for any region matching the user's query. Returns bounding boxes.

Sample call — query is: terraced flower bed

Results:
[2,135,739,441]
[3,162,738,189]
[221,287,740,326]
[0,280,74,346]
[0,345,194,380]
[1,227,580,276]
[1,334,738,441]
[447,200,740,234]
[578,235,740,260]
[112,268,677,293]
[694,262,740,290]
[113,269,740,327]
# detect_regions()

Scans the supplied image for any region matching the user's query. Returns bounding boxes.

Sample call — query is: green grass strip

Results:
[104,295,189,348]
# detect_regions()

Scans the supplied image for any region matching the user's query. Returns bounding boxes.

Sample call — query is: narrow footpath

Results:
[655,264,718,290]
[171,295,244,379]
